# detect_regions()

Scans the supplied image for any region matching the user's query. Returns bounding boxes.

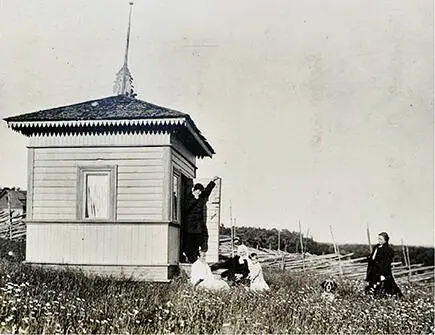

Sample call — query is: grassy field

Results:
[0,260,432,334]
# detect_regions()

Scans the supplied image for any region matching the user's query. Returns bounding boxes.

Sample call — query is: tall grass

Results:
[0,261,432,334]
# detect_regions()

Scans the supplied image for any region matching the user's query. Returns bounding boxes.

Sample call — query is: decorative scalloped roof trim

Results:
[7,117,186,129]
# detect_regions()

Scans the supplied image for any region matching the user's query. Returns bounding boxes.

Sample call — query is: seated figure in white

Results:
[190,250,230,291]
[247,253,270,292]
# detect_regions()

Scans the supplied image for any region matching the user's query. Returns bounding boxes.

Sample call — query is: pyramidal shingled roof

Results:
[4,95,215,157]
[4,95,186,122]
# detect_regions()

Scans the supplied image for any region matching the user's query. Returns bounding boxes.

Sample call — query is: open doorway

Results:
[178,176,222,264]
[179,175,193,263]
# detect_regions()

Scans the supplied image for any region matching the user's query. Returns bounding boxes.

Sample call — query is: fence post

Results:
[367,225,372,253]
[7,192,12,240]
[277,229,285,271]
[299,220,305,272]
[230,201,234,257]
[405,245,412,282]
[401,239,408,272]
[233,218,237,248]
[329,225,343,276]
[277,229,280,252]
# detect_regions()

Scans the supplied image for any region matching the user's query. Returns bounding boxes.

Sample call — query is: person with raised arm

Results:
[184,176,219,263]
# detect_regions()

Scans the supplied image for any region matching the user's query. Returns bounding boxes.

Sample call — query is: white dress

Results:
[248,262,270,292]
[190,260,230,291]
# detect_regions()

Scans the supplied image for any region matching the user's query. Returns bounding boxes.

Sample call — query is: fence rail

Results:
[220,241,434,284]
[0,210,26,240]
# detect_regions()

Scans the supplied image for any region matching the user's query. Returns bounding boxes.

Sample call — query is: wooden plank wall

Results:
[170,137,196,169]
[32,147,165,221]
[171,149,196,179]
[26,223,168,265]
[27,135,204,268]
[167,225,180,265]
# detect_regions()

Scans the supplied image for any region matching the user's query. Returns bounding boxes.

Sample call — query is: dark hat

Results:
[193,183,204,192]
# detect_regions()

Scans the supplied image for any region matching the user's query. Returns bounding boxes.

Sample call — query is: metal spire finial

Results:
[113,1,136,97]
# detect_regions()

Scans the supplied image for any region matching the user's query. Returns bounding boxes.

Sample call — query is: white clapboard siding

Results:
[171,137,196,166]
[117,208,162,215]
[35,153,163,161]
[33,209,76,220]
[172,150,195,179]
[196,178,222,263]
[35,147,163,158]
[117,165,164,173]
[116,171,164,218]
[168,225,180,264]
[34,159,164,168]
[33,199,77,208]
[34,166,76,174]
[26,223,168,265]
[117,187,162,195]
[34,174,76,181]
[30,132,171,147]
[118,180,163,187]
[117,200,162,208]
[33,147,165,221]
[34,180,76,188]
[118,172,165,180]
[117,193,163,202]
[33,171,164,181]
[33,192,76,201]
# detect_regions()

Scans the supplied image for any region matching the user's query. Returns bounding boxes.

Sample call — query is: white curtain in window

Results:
[173,174,179,221]
[85,174,110,218]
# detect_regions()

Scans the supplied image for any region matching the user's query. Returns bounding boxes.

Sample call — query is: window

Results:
[172,172,180,222]
[77,166,117,220]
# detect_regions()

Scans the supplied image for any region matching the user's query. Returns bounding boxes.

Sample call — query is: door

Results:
[195,177,222,263]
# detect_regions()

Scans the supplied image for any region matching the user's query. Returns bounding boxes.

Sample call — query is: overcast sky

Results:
[0,0,433,246]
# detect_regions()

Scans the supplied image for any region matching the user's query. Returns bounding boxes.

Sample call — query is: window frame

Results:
[171,169,181,223]
[76,165,118,221]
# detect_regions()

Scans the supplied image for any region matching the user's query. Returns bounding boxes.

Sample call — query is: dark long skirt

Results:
[365,277,403,297]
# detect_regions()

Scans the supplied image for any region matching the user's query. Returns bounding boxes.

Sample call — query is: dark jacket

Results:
[210,256,250,283]
[184,181,216,234]
[366,244,394,283]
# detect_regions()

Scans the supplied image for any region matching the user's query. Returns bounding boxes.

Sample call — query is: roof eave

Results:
[6,117,216,158]
[5,117,186,129]
[184,121,214,158]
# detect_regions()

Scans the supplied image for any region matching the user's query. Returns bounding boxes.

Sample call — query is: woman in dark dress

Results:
[365,232,403,297]
[210,245,250,286]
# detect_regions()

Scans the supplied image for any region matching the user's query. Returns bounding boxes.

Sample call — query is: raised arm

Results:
[200,176,219,201]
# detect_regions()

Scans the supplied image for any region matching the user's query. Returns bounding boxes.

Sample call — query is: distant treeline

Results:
[220,225,434,266]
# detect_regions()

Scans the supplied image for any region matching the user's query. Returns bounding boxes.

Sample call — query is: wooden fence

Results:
[220,241,434,284]
[0,210,26,240]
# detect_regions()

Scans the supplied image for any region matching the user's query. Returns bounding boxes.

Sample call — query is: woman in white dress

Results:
[190,250,230,291]
[247,253,269,292]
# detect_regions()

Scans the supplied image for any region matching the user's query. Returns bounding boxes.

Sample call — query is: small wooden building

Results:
[0,188,27,216]
[4,95,217,281]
